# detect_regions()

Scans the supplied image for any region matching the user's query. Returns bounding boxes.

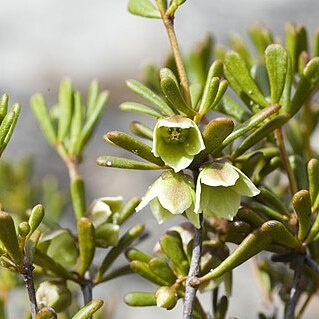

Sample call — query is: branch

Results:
[183,214,203,319]
[23,254,38,319]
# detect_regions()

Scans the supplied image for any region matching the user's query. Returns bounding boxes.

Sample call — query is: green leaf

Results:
[86,80,99,117]
[289,58,319,116]
[97,155,165,170]
[248,24,273,55]
[120,102,162,118]
[96,224,144,281]
[293,190,312,242]
[27,204,45,238]
[126,248,152,263]
[220,104,281,150]
[215,95,251,122]
[149,257,177,284]
[30,94,57,145]
[289,155,308,191]
[69,91,84,155]
[314,29,319,57]
[265,44,288,104]
[128,0,161,19]
[308,158,319,204]
[0,94,8,123]
[130,260,170,286]
[95,223,119,247]
[105,131,164,165]
[33,249,74,280]
[130,121,154,140]
[0,111,14,153]
[75,91,109,154]
[160,68,196,116]
[248,202,288,222]
[124,292,157,307]
[70,176,86,220]
[57,79,73,141]
[224,51,268,108]
[231,114,288,158]
[198,220,300,284]
[159,231,189,276]
[72,300,104,319]
[126,79,175,116]
[229,34,253,66]
[118,197,141,225]
[196,117,234,160]
[190,83,203,109]
[0,211,23,267]
[167,0,186,16]
[77,217,95,275]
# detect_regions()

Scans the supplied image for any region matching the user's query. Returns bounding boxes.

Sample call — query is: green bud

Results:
[36,281,72,312]
[124,292,157,307]
[28,204,45,238]
[155,286,178,309]
[18,221,31,238]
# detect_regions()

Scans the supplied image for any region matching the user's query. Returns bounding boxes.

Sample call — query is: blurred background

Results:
[1,0,319,318]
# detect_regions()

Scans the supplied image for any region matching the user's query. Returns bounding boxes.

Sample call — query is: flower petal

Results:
[157,141,193,172]
[184,127,205,156]
[185,208,200,228]
[150,198,174,224]
[157,115,195,129]
[199,162,239,187]
[205,186,241,220]
[232,166,260,197]
[157,172,194,215]
[135,179,160,212]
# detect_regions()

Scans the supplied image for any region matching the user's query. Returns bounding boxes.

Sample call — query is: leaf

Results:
[149,257,177,284]
[265,44,288,104]
[30,94,57,145]
[0,94,8,123]
[126,248,152,263]
[126,79,175,116]
[124,292,157,307]
[293,190,312,242]
[195,117,234,160]
[0,211,23,266]
[105,131,164,165]
[72,300,104,319]
[0,111,14,155]
[248,24,273,55]
[120,102,162,118]
[76,90,109,155]
[128,0,161,19]
[77,218,95,275]
[70,176,86,219]
[97,155,165,170]
[232,114,288,158]
[57,79,73,141]
[118,197,141,225]
[96,224,144,281]
[308,159,319,204]
[224,51,268,108]
[130,121,154,140]
[27,204,45,238]
[215,95,251,122]
[160,68,196,116]
[219,104,281,150]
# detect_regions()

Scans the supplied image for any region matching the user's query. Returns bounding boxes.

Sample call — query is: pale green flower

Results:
[152,115,205,172]
[136,171,199,227]
[195,162,260,220]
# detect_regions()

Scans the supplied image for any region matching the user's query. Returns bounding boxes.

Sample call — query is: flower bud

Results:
[36,281,72,312]
[155,286,178,309]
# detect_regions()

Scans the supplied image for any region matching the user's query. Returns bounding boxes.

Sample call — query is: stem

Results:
[23,254,38,319]
[81,279,93,319]
[296,292,313,319]
[284,254,305,319]
[275,128,298,196]
[305,256,319,275]
[183,214,203,319]
[303,99,313,160]
[157,4,192,106]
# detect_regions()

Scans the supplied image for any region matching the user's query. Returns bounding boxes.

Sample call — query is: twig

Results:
[81,278,93,319]
[156,2,192,106]
[23,254,38,319]
[183,214,203,319]
[284,254,305,319]
[305,255,319,275]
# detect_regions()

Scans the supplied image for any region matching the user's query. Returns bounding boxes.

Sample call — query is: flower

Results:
[152,115,205,172]
[136,171,199,227]
[195,162,260,220]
